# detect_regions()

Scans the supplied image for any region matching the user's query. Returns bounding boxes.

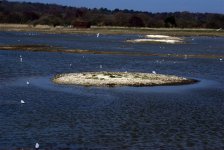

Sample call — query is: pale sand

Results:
[145,34,183,40]
[126,38,184,44]
[53,72,197,87]
[127,34,184,44]
[146,35,171,39]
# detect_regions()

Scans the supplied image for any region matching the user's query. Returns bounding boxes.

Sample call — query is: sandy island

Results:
[52,72,197,87]
[127,34,184,44]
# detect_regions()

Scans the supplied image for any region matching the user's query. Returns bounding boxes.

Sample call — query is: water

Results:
[0,31,224,149]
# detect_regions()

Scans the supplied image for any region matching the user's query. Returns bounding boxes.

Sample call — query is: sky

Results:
[10,0,224,14]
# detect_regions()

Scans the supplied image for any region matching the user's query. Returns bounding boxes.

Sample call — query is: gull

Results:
[35,143,39,149]
[96,33,100,38]
[152,71,156,74]
[69,63,72,67]
[20,55,23,62]
[26,81,30,85]
[20,100,25,104]
[220,58,223,61]
[99,65,103,69]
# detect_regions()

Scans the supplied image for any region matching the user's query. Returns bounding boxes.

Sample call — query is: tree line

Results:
[0,0,223,28]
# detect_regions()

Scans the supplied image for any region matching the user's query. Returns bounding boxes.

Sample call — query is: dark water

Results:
[0,31,224,149]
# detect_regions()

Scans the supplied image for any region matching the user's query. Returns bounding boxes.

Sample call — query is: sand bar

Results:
[127,38,184,44]
[127,34,184,44]
[53,72,197,87]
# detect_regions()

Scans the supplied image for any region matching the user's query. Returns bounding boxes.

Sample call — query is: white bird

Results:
[20,100,25,104]
[216,28,222,31]
[69,63,72,67]
[35,143,39,149]
[96,33,100,38]
[152,71,157,74]
[99,65,103,69]
[19,55,23,62]
[220,58,223,61]
[26,81,30,85]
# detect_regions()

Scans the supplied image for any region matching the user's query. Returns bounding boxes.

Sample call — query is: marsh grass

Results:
[0,44,223,59]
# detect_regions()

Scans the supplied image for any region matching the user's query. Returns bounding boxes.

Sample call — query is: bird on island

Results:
[152,71,157,74]
[35,143,39,149]
[96,33,100,38]
[20,100,25,104]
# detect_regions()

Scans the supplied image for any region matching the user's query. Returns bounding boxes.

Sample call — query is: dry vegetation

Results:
[0,24,224,36]
[0,44,224,59]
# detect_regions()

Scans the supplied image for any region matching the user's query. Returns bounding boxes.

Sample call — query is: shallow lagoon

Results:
[0,31,224,149]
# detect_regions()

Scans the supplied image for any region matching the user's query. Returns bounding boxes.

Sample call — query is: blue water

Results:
[0,31,224,149]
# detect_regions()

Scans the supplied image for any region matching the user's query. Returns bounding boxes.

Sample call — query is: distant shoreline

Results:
[0,24,223,36]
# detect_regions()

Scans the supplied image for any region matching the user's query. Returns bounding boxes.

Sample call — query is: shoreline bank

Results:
[0,45,224,59]
[0,24,223,36]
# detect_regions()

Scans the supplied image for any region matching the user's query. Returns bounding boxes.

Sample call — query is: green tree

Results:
[128,15,144,27]
[165,16,177,27]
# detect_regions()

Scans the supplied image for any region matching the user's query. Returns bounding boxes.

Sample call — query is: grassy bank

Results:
[0,24,223,36]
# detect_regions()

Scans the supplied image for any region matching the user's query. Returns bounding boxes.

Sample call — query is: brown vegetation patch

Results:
[0,44,223,59]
